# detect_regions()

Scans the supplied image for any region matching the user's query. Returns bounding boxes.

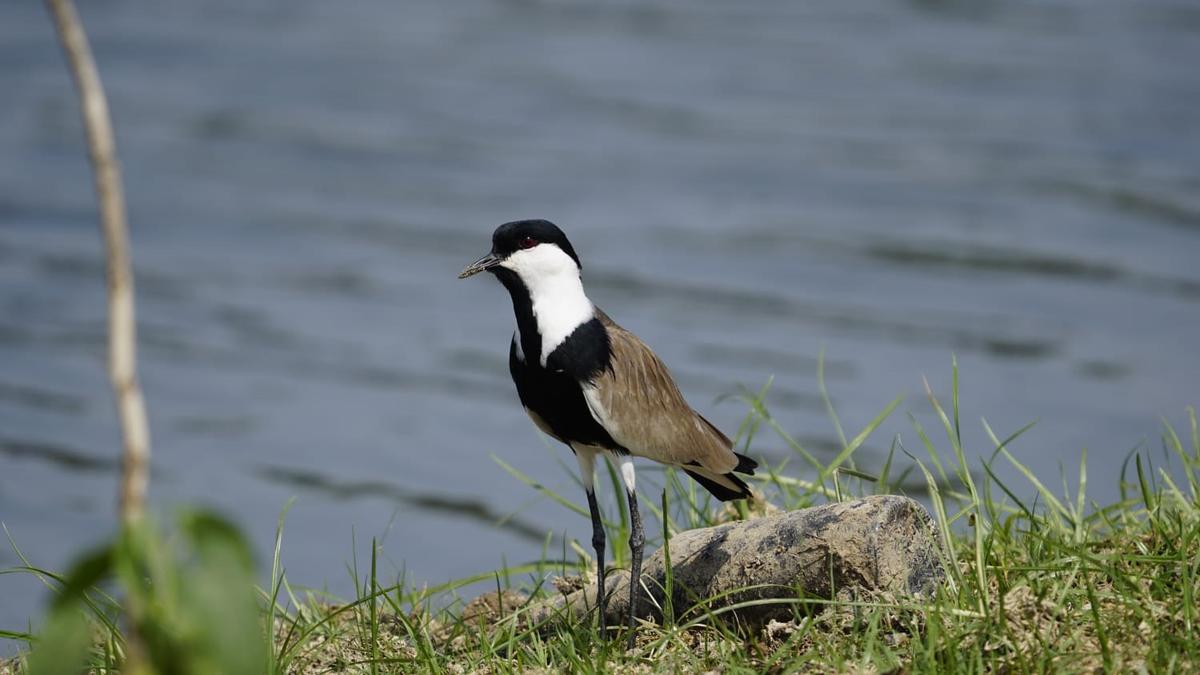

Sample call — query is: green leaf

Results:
[50,544,114,610]
[26,603,93,675]
[179,509,268,675]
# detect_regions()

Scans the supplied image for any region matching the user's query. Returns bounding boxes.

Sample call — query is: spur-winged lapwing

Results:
[459,219,757,645]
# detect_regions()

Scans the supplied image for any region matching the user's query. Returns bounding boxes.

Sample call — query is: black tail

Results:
[683,453,758,502]
[683,469,752,502]
[734,452,758,474]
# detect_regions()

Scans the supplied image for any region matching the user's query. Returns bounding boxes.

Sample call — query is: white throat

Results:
[500,244,594,366]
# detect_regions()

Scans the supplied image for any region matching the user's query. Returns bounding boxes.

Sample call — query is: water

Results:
[2,0,1198,646]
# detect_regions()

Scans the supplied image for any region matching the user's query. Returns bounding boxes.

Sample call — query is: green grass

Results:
[3,365,1199,674]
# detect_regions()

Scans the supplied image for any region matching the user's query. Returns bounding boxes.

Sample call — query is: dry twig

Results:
[43,0,151,666]
[43,0,151,525]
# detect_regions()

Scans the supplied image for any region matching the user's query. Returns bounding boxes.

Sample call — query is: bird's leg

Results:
[619,457,644,650]
[574,448,607,635]
[585,488,607,635]
[625,487,644,649]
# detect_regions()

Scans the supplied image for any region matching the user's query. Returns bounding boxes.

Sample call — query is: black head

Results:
[491,220,581,267]
[458,219,582,279]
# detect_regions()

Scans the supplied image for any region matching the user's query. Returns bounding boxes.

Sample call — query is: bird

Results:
[458,219,757,647]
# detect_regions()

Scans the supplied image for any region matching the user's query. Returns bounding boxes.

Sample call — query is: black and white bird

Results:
[459,219,757,645]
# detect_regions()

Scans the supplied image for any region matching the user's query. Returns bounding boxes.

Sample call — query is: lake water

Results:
[2,0,1198,647]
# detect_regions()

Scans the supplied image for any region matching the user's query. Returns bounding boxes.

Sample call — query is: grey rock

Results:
[529,495,945,628]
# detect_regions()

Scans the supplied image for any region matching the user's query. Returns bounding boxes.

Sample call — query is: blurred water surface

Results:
[2,0,1198,643]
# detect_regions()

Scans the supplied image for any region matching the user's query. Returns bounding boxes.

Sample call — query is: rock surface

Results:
[529,495,944,627]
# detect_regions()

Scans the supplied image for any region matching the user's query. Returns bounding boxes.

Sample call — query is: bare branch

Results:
[43,0,151,525]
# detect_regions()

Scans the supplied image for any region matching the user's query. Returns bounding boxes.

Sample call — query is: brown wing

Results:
[582,309,739,473]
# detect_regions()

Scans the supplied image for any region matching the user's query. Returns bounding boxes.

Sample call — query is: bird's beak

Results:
[458,252,501,279]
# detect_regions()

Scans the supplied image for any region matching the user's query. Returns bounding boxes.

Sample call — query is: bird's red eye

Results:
[519,236,538,250]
